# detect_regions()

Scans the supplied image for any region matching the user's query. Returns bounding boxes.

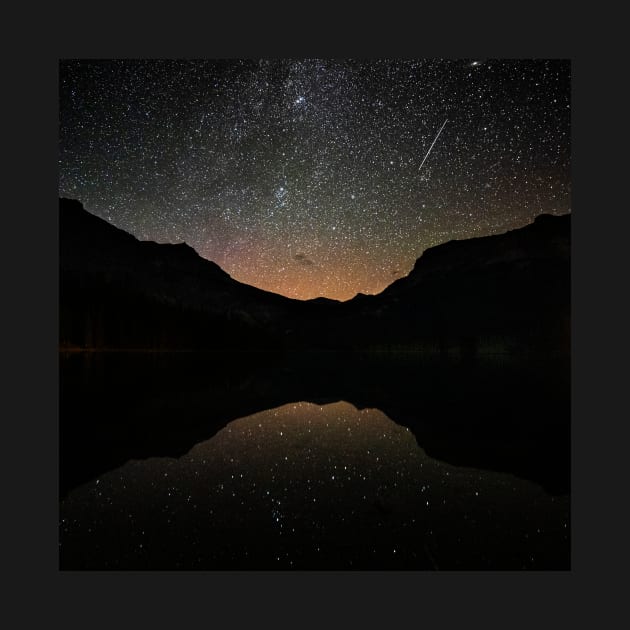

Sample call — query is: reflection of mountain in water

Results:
[60,399,569,570]
[60,352,570,499]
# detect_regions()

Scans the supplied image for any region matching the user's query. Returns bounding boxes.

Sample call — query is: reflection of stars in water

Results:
[60,400,569,569]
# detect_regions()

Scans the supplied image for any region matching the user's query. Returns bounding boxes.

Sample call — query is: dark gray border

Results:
[6,2,626,628]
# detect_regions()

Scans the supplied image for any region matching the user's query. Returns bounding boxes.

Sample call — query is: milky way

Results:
[59,59,570,301]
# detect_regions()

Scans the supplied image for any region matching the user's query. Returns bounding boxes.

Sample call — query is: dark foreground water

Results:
[59,352,570,570]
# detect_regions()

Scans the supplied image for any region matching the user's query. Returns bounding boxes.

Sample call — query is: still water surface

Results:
[60,353,570,570]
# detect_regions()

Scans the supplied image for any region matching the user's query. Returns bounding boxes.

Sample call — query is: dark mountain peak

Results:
[60,197,88,213]
[59,197,232,279]
[351,292,376,301]
[60,197,139,247]
[397,212,570,284]
[533,212,570,227]
[137,238,224,273]
[306,296,341,306]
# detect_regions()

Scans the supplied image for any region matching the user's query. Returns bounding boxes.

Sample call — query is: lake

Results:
[59,351,570,570]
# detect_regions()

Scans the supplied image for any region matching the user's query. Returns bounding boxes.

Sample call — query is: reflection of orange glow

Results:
[194,400,421,471]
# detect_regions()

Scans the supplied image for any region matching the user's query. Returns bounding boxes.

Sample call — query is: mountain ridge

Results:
[60,197,341,306]
[61,196,569,304]
[59,197,570,355]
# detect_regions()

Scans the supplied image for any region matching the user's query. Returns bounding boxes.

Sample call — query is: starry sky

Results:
[59,59,570,301]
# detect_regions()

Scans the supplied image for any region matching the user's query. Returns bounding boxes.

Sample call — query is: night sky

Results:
[59,59,570,301]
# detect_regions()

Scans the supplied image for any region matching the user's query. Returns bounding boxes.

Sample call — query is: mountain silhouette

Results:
[311,212,570,355]
[60,197,569,355]
[60,198,336,351]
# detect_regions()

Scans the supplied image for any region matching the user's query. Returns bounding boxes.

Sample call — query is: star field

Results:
[59,59,570,301]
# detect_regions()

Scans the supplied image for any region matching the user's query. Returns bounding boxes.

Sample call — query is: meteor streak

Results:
[418,118,448,172]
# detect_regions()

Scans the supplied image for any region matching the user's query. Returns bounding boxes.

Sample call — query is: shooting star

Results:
[418,118,448,172]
